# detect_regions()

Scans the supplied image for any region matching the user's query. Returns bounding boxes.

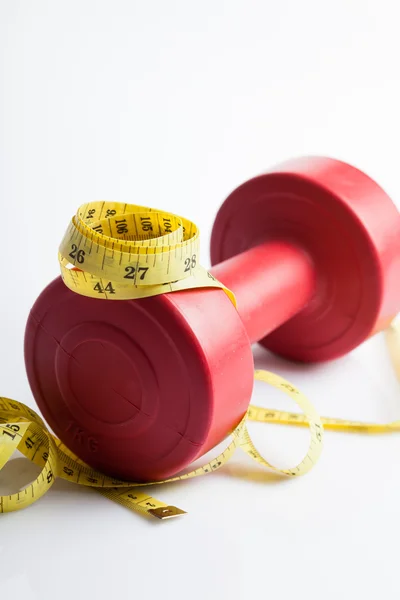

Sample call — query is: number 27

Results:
[124,266,149,280]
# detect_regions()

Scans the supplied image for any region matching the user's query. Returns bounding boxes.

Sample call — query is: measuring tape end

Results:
[148,506,187,520]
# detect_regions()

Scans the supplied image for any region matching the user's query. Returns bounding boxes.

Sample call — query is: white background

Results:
[1,1,400,598]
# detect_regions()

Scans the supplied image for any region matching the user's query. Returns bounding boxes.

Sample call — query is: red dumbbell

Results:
[24,156,400,482]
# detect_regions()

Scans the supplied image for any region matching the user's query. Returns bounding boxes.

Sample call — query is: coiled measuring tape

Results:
[58,201,236,303]
[0,202,399,519]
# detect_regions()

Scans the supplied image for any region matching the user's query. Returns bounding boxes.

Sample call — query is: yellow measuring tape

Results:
[58,201,236,303]
[0,202,398,519]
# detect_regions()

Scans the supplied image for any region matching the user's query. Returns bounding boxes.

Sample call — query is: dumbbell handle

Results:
[210,241,315,344]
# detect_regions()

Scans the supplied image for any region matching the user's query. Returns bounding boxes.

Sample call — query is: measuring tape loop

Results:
[0,203,399,519]
[0,369,323,518]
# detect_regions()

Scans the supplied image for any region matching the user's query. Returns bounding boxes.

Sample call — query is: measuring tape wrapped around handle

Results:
[1,202,399,519]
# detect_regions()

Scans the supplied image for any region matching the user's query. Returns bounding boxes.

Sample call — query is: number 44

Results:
[93,282,116,295]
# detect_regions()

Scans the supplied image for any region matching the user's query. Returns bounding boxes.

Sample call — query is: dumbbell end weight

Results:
[210,156,400,362]
[24,276,253,482]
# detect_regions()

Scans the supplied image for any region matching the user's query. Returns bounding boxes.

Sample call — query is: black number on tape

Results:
[94,282,116,294]
[69,244,85,264]
[140,217,153,232]
[124,267,149,280]
[184,254,197,272]
[163,218,172,233]
[2,423,20,440]
[115,219,128,234]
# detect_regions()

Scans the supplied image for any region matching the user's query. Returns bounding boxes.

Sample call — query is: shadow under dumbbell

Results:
[214,462,288,485]
[252,344,328,375]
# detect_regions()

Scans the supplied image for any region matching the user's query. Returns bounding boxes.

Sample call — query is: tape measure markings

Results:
[0,366,323,517]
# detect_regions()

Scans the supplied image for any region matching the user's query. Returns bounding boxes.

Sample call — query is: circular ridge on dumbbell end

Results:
[210,156,400,362]
[24,274,254,482]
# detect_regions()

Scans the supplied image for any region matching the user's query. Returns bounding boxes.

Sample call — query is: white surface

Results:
[1,1,400,598]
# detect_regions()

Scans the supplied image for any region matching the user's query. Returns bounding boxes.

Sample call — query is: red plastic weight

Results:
[24,157,400,482]
[210,156,400,360]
